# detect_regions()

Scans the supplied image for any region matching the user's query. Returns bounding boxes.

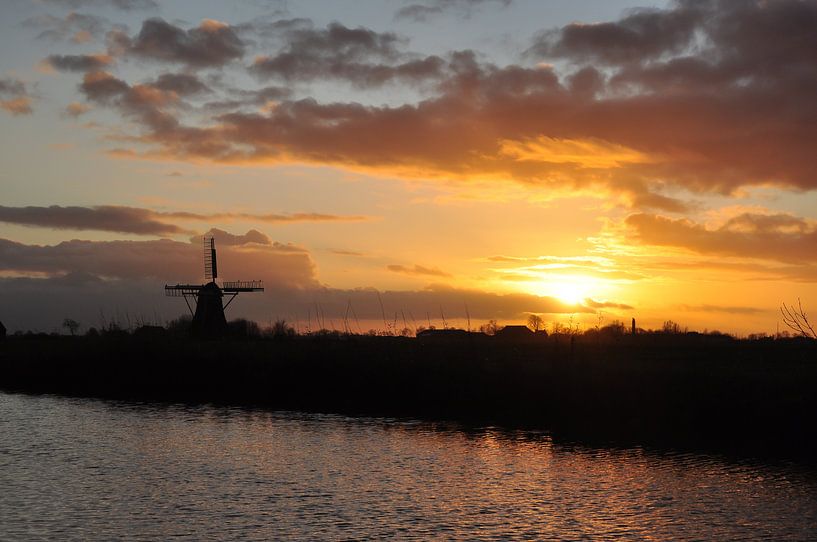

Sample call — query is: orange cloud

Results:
[387,264,452,278]
[0,97,33,115]
[0,77,34,115]
[624,212,817,264]
[498,136,653,169]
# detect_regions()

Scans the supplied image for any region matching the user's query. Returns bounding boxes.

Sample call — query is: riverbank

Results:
[1,333,816,457]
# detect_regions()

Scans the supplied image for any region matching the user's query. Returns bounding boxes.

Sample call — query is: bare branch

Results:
[781,298,816,339]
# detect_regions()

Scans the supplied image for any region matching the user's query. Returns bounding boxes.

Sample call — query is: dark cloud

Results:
[237,17,313,39]
[395,0,512,22]
[0,78,27,97]
[528,4,703,64]
[197,228,271,246]
[0,235,317,287]
[24,12,109,43]
[0,205,370,236]
[44,54,113,72]
[624,212,817,264]
[79,71,131,104]
[249,20,402,58]
[249,22,446,87]
[0,205,188,235]
[109,18,245,68]
[251,52,445,88]
[387,264,452,278]
[150,73,210,95]
[394,4,444,22]
[41,0,158,11]
[202,85,291,112]
[0,77,34,115]
[0,234,317,331]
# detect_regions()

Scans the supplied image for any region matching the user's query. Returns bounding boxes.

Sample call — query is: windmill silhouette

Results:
[165,234,264,336]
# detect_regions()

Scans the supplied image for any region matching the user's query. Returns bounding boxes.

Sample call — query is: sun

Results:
[551,280,591,305]
[529,275,598,305]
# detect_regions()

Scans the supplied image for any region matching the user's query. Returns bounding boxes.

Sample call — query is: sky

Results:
[1,0,816,334]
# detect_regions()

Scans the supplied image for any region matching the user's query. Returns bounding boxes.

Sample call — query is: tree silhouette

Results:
[781,299,816,339]
[62,318,79,336]
[527,314,544,332]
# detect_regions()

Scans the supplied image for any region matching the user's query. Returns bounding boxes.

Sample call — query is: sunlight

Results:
[529,275,599,305]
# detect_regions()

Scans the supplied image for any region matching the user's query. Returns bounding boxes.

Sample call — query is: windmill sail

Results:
[211,239,218,280]
[204,236,217,281]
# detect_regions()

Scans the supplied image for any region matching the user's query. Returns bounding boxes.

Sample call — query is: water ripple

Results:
[1,392,816,540]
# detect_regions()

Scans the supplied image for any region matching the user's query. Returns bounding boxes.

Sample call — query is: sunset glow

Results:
[545,277,599,307]
[0,0,816,335]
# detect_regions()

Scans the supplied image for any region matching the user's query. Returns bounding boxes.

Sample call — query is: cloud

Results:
[678,304,764,315]
[624,212,817,264]
[0,235,317,288]
[48,0,817,208]
[0,205,370,235]
[387,264,452,278]
[331,249,367,257]
[109,18,245,68]
[0,232,316,332]
[202,85,290,112]
[395,0,512,22]
[150,73,210,95]
[583,299,633,311]
[0,77,34,115]
[24,12,110,43]
[487,253,645,285]
[64,101,92,117]
[488,255,607,266]
[0,205,189,235]
[79,71,131,103]
[528,4,702,65]
[197,228,271,246]
[41,0,158,11]
[248,21,445,87]
[497,265,644,283]
[44,54,113,72]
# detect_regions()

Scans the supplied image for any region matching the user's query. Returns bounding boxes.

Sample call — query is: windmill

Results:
[165,234,264,336]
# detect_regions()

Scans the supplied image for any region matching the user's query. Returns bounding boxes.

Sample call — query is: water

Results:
[1,392,816,541]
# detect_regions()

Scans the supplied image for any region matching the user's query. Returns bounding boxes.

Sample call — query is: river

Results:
[1,391,816,540]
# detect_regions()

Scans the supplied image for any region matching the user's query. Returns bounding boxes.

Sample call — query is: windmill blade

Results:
[211,237,218,280]
[204,235,217,281]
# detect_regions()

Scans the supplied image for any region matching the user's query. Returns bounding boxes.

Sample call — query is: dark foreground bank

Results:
[1,333,816,457]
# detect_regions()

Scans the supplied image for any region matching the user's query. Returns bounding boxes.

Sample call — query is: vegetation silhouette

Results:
[781,299,816,339]
[1,317,816,458]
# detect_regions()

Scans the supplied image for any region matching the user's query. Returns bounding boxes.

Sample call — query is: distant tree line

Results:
[5,310,811,342]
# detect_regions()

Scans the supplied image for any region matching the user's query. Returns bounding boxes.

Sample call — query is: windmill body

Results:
[165,236,264,336]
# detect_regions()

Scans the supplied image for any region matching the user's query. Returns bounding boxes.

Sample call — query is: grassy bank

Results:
[1,333,816,456]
